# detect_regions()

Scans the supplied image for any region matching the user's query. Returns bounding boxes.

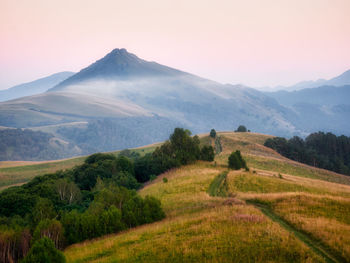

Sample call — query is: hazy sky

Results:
[1,0,350,90]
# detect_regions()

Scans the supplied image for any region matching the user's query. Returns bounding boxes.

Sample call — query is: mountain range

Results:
[273,69,350,91]
[0,48,349,159]
[0,71,74,102]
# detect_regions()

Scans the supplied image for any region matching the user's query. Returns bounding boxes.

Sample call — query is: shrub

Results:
[200,146,215,161]
[228,150,248,170]
[210,129,216,138]
[236,125,247,132]
[163,177,168,183]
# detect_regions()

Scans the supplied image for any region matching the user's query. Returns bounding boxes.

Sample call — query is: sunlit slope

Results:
[227,169,350,261]
[214,132,350,186]
[63,132,350,262]
[65,162,322,262]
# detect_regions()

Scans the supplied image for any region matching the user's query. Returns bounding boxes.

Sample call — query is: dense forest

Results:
[0,128,214,262]
[264,132,350,175]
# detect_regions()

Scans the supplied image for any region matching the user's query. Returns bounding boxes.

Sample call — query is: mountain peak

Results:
[100,48,143,66]
[49,49,187,92]
[106,48,134,59]
[109,48,128,54]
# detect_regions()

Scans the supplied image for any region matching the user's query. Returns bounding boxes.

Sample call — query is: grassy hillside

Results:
[63,132,350,262]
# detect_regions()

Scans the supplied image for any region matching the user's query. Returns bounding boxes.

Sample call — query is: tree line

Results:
[264,132,350,175]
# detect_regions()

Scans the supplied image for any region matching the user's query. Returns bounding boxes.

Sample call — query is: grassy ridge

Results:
[226,166,350,261]
[65,163,322,262]
[61,132,350,262]
[249,195,350,261]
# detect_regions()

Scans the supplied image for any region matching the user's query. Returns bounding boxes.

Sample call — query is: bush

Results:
[228,150,248,170]
[22,237,66,263]
[200,146,215,161]
[236,125,247,132]
[228,152,241,170]
[210,129,216,138]
[163,177,168,183]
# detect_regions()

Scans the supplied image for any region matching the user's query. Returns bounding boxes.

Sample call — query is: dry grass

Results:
[212,133,350,186]
[227,170,350,198]
[64,162,323,262]
[247,194,350,260]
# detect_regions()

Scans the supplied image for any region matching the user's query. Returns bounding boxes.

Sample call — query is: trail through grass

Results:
[248,200,347,263]
[65,163,323,262]
[207,171,228,197]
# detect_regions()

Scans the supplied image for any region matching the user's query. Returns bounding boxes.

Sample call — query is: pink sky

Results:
[1,0,350,90]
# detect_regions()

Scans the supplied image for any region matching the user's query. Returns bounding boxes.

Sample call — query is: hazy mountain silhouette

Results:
[50,48,187,92]
[1,48,349,159]
[0,72,74,102]
[275,69,350,91]
[265,85,350,135]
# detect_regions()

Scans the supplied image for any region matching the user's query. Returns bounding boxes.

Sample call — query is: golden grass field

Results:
[62,132,350,262]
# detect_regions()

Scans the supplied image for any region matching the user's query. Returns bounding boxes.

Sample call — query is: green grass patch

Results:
[207,171,228,197]
[228,172,326,194]
[245,155,350,186]
[248,194,350,261]
[0,157,85,190]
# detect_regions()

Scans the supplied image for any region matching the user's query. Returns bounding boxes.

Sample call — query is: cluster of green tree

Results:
[235,125,250,132]
[0,153,164,262]
[228,150,248,170]
[264,132,350,175]
[133,128,215,182]
[0,128,74,161]
[210,129,216,138]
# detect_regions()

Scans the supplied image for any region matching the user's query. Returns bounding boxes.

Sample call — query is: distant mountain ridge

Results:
[0,72,74,102]
[274,69,350,91]
[265,85,350,135]
[0,48,349,160]
[266,85,350,106]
